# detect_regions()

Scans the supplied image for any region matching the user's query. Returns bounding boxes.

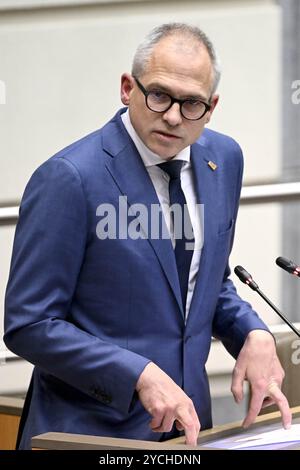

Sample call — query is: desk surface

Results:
[168,406,300,450]
[0,396,24,416]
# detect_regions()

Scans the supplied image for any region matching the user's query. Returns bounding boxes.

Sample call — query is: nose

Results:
[162,102,182,126]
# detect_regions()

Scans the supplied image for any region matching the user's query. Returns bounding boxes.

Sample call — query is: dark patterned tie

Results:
[158,160,194,310]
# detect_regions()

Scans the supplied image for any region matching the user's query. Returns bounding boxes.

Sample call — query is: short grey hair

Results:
[132,23,221,95]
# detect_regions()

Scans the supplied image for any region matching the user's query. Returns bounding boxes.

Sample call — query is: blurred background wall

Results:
[0,0,299,426]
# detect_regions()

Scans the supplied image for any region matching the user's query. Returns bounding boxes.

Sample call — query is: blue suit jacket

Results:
[4,109,268,449]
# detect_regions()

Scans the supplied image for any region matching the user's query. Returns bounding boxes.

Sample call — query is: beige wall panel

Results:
[0,1,280,203]
[0,359,32,395]
[230,203,282,325]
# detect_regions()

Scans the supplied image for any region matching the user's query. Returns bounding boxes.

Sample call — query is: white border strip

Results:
[241,181,300,204]
[0,206,19,222]
[1,183,300,224]
[0,0,144,10]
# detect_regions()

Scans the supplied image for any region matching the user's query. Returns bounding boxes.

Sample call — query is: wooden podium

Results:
[31,406,300,450]
[31,433,198,450]
[0,396,24,449]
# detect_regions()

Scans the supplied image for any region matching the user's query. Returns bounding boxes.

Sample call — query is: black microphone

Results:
[276,256,300,278]
[234,265,300,338]
[234,265,259,291]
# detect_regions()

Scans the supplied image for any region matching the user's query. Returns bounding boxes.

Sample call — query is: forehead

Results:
[142,35,214,96]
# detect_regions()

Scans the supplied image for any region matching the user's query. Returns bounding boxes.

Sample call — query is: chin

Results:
[151,145,181,159]
[156,151,175,159]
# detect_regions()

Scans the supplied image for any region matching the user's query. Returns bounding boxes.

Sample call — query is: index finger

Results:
[177,407,200,446]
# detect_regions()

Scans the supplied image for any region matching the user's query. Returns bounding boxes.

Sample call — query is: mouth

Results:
[153,130,181,141]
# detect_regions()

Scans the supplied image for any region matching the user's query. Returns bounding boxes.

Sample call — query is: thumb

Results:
[231,365,245,403]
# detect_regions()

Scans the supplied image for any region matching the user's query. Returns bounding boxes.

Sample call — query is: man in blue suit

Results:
[4,23,291,449]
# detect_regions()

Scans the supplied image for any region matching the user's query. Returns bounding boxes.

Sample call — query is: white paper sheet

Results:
[230,424,300,449]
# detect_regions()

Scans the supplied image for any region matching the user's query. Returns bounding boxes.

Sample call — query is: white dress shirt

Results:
[121,110,203,320]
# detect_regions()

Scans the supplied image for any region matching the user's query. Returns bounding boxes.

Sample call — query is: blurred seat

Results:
[259,331,300,415]
[276,331,300,407]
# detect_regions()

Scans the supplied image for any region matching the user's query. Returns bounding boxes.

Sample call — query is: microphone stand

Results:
[234,265,300,339]
[255,288,300,339]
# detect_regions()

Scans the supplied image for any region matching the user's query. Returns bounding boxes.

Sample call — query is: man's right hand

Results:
[136,362,200,446]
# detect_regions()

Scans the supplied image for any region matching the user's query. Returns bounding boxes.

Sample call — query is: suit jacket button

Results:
[91,387,100,398]
[101,393,112,404]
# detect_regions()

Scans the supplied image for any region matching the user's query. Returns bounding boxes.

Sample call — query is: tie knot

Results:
[158,160,184,180]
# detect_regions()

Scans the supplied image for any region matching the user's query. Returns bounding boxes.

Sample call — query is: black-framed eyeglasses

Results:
[133,76,211,121]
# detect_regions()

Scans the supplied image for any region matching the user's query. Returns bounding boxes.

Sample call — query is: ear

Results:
[120,73,134,106]
[205,94,219,124]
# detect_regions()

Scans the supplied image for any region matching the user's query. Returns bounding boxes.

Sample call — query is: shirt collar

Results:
[121,109,190,168]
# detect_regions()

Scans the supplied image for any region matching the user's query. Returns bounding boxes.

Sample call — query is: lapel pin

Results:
[207,160,217,171]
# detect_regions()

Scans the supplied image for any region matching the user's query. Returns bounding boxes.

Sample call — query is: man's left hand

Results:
[231,329,292,429]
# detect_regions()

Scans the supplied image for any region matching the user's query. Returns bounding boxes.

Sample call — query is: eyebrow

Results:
[147,81,208,102]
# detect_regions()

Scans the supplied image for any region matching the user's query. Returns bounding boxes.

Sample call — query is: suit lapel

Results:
[102,112,184,316]
[187,141,219,323]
